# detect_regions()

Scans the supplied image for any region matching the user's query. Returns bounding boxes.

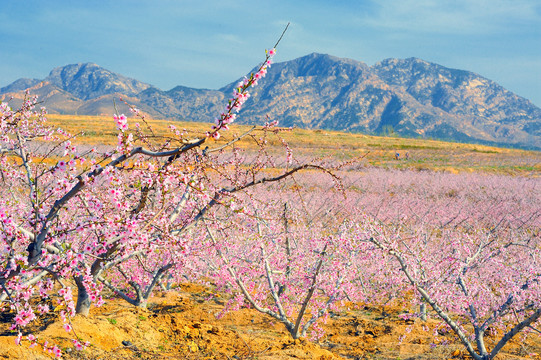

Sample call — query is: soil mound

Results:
[0,284,539,359]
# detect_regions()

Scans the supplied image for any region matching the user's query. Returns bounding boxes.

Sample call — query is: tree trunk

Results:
[74,275,91,316]
[420,302,427,321]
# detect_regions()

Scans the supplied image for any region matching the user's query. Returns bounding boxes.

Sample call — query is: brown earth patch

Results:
[0,283,539,359]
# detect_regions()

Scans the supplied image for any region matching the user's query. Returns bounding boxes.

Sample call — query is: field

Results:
[47,114,541,175]
[1,111,540,360]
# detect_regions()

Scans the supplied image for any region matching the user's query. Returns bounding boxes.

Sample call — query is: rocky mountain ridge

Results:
[1,54,540,149]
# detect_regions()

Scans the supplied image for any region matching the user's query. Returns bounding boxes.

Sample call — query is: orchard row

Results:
[0,45,539,360]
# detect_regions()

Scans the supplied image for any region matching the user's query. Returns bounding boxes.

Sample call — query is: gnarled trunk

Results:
[74,275,91,316]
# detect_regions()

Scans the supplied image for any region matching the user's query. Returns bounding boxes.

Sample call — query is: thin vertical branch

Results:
[293,242,328,339]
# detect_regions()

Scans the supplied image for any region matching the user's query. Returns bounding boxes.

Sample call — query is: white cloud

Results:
[362,0,541,35]
[216,34,244,45]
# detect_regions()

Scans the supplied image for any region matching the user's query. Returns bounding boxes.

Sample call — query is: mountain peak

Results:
[47,62,102,82]
[296,52,368,67]
[0,78,42,94]
[45,63,151,100]
[274,52,369,79]
[49,62,99,71]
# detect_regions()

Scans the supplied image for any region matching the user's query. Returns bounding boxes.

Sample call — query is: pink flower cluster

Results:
[13,307,36,328]
[114,114,128,131]
[210,48,277,139]
[0,102,12,131]
[72,339,89,351]
[41,341,62,358]
[0,206,8,223]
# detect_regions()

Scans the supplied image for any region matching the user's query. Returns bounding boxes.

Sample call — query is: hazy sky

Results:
[1,0,540,106]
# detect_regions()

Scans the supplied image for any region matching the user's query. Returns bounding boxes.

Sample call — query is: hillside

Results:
[44,114,541,176]
[1,54,540,149]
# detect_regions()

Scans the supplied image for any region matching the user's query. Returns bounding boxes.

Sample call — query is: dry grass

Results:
[46,114,541,176]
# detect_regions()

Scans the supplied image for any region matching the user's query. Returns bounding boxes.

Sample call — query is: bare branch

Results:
[490,309,541,358]
[368,235,481,360]
[293,242,328,338]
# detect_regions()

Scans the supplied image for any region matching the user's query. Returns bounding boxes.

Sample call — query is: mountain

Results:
[45,62,152,100]
[371,58,541,145]
[1,56,540,149]
[137,85,225,122]
[226,54,540,148]
[0,78,42,93]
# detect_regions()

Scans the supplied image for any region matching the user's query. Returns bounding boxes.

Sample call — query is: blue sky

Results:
[1,0,540,106]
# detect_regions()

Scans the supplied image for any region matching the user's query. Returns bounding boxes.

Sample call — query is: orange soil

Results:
[0,283,539,360]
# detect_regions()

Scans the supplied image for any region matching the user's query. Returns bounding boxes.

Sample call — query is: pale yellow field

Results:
[46,114,541,176]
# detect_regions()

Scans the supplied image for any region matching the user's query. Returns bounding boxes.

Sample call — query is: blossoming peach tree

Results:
[356,186,541,360]
[0,31,313,355]
[195,178,369,340]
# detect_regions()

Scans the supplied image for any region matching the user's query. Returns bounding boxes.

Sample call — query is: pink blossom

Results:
[114,114,128,131]
[14,308,36,327]
[56,160,67,172]
[72,340,84,351]
[37,304,50,314]
[63,323,72,332]
[27,334,37,348]
[52,345,62,358]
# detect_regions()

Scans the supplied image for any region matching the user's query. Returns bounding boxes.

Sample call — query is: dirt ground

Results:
[1,283,540,360]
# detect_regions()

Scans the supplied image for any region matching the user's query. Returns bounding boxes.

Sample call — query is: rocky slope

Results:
[1,54,540,149]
